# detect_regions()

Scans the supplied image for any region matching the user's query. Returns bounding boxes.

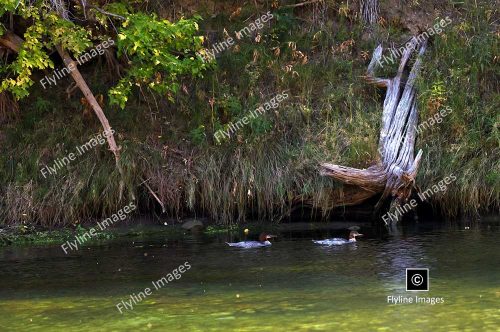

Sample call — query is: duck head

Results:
[348,231,363,241]
[259,233,277,243]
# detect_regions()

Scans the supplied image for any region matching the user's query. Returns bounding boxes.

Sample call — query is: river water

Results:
[0,219,499,331]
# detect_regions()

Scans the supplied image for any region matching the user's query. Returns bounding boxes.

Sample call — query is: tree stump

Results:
[360,0,379,26]
[320,40,427,225]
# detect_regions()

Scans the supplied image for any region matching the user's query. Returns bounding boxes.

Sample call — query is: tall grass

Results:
[0,0,497,227]
[416,0,499,216]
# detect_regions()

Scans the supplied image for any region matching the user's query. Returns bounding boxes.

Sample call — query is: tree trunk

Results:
[0,31,23,53]
[54,2,127,200]
[55,46,122,166]
[320,40,427,225]
[360,0,379,26]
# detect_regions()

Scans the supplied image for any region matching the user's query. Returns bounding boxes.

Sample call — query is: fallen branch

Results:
[89,6,126,20]
[55,45,122,164]
[52,1,127,199]
[282,0,323,9]
[142,179,166,213]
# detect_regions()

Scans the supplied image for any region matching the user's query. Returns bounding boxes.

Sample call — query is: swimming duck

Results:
[312,231,363,245]
[226,233,277,248]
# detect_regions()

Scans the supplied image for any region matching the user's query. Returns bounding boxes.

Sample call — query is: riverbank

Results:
[1,0,498,227]
[3,212,498,248]
[0,218,198,247]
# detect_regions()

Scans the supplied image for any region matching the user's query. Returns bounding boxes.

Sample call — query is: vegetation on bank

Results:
[0,221,184,246]
[0,220,252,247]
[0,0,498,228]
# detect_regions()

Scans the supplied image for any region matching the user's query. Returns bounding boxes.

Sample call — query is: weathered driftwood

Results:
[321,40,427,224]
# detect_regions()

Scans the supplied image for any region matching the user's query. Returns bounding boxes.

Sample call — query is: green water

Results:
[0,221,499,331]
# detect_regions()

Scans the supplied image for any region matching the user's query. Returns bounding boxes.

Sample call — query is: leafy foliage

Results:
[0,1,91,98]
[0,0,210,107]
[110,12,210,108]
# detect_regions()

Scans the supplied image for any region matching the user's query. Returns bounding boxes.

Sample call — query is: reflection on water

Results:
[377,238,427,288]
[0,220,499,331]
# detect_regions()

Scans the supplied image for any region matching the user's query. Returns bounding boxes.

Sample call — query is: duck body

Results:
[226,233,276,249]
[226,240,272,248]
[313,231,363,246]
[312,238,354,246]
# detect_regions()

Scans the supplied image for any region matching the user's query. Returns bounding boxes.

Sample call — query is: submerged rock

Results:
[181,219,205,231]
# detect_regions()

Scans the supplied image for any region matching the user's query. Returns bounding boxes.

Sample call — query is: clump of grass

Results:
[416,0,499,217]
[0,224,74,246]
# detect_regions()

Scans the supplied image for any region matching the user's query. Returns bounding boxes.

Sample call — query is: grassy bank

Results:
[0,220,187,246]
[0,0,498,228]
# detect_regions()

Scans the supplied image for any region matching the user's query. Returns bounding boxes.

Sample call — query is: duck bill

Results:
[357,234,364,237]
[267,235,277,239]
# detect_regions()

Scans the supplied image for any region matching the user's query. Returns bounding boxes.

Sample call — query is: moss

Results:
[205,224,239,235]
[0,228,75,246]
[0,224,192,247]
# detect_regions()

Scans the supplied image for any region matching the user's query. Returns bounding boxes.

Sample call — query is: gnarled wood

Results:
[320,39,427,224]
[320,164,386,192]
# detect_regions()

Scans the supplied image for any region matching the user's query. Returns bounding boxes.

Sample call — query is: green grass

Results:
[415,1,499,216]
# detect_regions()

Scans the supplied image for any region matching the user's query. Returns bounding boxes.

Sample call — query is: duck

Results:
[226,233,277,248]
[312,231,363,245]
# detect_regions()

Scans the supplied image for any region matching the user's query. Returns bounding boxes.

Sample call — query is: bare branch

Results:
[90,6,126,20]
